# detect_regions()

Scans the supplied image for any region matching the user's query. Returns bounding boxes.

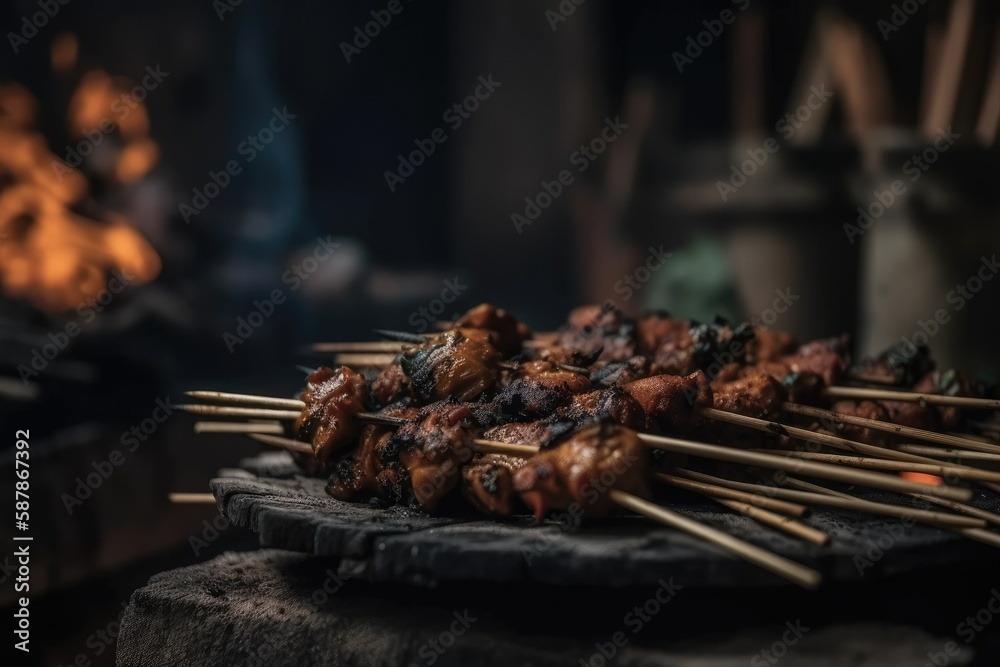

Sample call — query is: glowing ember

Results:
[899,472,944,486]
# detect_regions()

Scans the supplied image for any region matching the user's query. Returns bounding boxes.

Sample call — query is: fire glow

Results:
[0,53,160,313]
[899,471,944,486]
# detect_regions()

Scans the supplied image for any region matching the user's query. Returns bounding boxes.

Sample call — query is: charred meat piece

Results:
[518,361,593,393]
[781,335,850,387]
[295,366,368,464]
[623,371,712,434]
[713,362,823,407]
[590,356,656,387]
[454,302,525,357]
[513,422,649,521]
[923,370,974,430]
[461,454,526,516]
[879,370,975,431]
[708,371,787,447]
[636,313,694,374]
[371,362,414,407]
[381,402,480,512]
[494,362,591,420]
[482,419,576,449]
[880,398,936,431]
[746,329,798,363]
[690,320,756,377]
[400,330,502,402]
[326,405,420,502]
[534,344,603,368]
[711,371,786,420]
[828,400,889,443]
[555,387,647,430]
[710,362,745,385]
[851,341,935,386]
[557,304,637,363]
[780,371,825,406]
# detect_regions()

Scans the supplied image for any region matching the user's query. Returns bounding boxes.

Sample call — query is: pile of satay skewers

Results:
[179,303,1000,589]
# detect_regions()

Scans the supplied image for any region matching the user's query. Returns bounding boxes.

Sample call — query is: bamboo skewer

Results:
[655,473,807,517]
[194,421,285,435]
[709,497,830,547]
[608,489,823,589]
[639,432,971,501]
[783,402,1000,455]
[912,493,1000,527]
[777,473,1000,550]
[748,449,1000,484]
[694,411,971,496]
[895,444,1000,463]
[187,400,976,503]
[471,439,543,458]
[177,405,303,420]
[468,438,823,587]
[333,353,399,367]
[247,433,313,455]
[673,470,983,528]
[169,493,217,504]
[656,474,827,545]
[823,386,1000,411]
[312,341,405,353]
[184,391,304,410]
[700,408,943,466]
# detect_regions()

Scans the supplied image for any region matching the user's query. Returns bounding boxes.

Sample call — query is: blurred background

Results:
[2,0,1000,664]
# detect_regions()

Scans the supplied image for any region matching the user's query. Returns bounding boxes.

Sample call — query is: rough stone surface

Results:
[117,549,989,667]
[207,452,1000,588]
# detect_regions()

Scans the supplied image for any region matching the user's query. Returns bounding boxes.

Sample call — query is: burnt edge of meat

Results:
[690,321,756,373]
[400,340,444,401]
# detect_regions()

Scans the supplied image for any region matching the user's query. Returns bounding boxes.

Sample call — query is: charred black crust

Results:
[766,422,788,436]
[401,343,444,401]
[480,466,501,495]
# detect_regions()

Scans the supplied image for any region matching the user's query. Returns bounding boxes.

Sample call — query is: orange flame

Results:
[0,81,160,313]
